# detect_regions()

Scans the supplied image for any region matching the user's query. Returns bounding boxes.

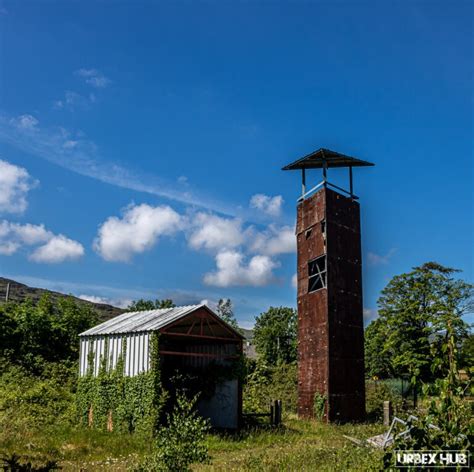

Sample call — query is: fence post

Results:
[383,401,392,427]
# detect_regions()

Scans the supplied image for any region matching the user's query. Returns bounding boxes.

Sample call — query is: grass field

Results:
[1,416,386,471]
[0,364,390,471]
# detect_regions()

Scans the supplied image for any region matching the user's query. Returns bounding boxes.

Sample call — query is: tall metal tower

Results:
[283,148,374,422]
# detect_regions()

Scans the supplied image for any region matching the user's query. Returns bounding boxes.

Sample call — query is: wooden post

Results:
[270,403,274,425]
[88,405,94,427]
[107,410,113,432]
[383,401,392,427]
[277,400,282,425]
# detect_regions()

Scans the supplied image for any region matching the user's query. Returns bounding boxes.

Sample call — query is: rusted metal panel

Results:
[296,187,365,422]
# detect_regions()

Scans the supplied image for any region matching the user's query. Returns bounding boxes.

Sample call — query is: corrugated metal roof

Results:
[80,304,205,336]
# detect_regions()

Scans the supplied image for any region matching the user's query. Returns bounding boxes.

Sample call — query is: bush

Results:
[243,361,297,416]
[136,392,210,471]
[365,379,405,421]
[0,363,76,434]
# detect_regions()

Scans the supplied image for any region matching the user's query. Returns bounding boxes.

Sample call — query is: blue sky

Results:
[0,1,472,328]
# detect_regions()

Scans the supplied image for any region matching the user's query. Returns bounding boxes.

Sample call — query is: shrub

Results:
[313,392,326,420]
[365,379,404,421]
[136,392,210,471]
[0,363,76,433]
[243,361,297,416]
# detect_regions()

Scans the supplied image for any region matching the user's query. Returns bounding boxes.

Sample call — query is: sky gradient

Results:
[0,1,472,327]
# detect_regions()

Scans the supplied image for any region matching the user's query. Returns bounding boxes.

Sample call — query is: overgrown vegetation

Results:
[0,294,98,374]
[127,298,175,311]
[243,360,298,415]
[253,306,297,365]
[313,392,327,420]
[216,298,240,331]
[365,262,472,402]
[76,334,166,437]
[384,302,472,468]
[136,393,210,472]
[1,262,472,470]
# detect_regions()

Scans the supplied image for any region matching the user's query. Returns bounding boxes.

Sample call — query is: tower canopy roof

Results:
[282,148,374,170]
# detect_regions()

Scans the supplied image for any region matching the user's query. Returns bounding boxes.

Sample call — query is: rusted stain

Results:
[296,187,365,422]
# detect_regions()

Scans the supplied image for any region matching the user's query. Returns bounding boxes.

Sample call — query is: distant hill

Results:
[240,327,254,341]
[0,277,124,321]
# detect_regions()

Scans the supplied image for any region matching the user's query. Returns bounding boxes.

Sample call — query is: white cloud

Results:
[250,225,296,256]
[204,250,278,287]
[94,203,182,262]
[0,221,51,252]
[199,298,219,312]
[0,159,37,213]
[54,91,93,111]
[0,114,241,218]
[0,241,19,255]
[75,69,111,88]
[0,220,83,263]
[29,235,84,263]
[78,294,132,309]
[292,273,297,288]
[10,114,38,130]
[363,308,378,323]
[367,248,397,266]
[250,193,283,217]
[188,213,246,252]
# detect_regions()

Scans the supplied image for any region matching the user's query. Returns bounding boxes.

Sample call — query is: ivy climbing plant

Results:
[76,333,166,437]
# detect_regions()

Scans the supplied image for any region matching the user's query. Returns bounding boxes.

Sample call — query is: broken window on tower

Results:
[308,255,327,292]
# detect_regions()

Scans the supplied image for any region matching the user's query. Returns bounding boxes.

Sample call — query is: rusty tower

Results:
[283,148,373,422]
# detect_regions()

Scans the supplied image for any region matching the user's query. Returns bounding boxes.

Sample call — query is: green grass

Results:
[197,417,385,471]
[0,365,386,470]
[0,417,385,471]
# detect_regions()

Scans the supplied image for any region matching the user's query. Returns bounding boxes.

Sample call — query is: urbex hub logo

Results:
[395,451,470,468]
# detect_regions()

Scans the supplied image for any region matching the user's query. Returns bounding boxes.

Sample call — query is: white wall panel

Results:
[79,332,153,377]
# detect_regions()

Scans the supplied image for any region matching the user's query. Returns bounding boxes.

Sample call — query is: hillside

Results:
[0,277,123,321]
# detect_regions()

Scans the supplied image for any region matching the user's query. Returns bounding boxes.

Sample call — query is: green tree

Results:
[377,262,472,402]
[128,299,175,311]
[384,309,472,468]
[216,298,239,330]
[0,294,98,372]
[459,333,474,370]
[253,306,297,365]
[364,317,393,379]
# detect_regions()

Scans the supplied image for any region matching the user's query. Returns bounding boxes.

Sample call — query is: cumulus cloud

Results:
[29,235,84,263]
[78,294,132,309]
[250,224,295,256]
[0,220,83,263]
[188,213,246,252]
[250,193,283,217]
[75,69,111,88]
[0,221,51,252]
[204,250,278,287]
[0,159,37,213]
[94,203,182,262]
